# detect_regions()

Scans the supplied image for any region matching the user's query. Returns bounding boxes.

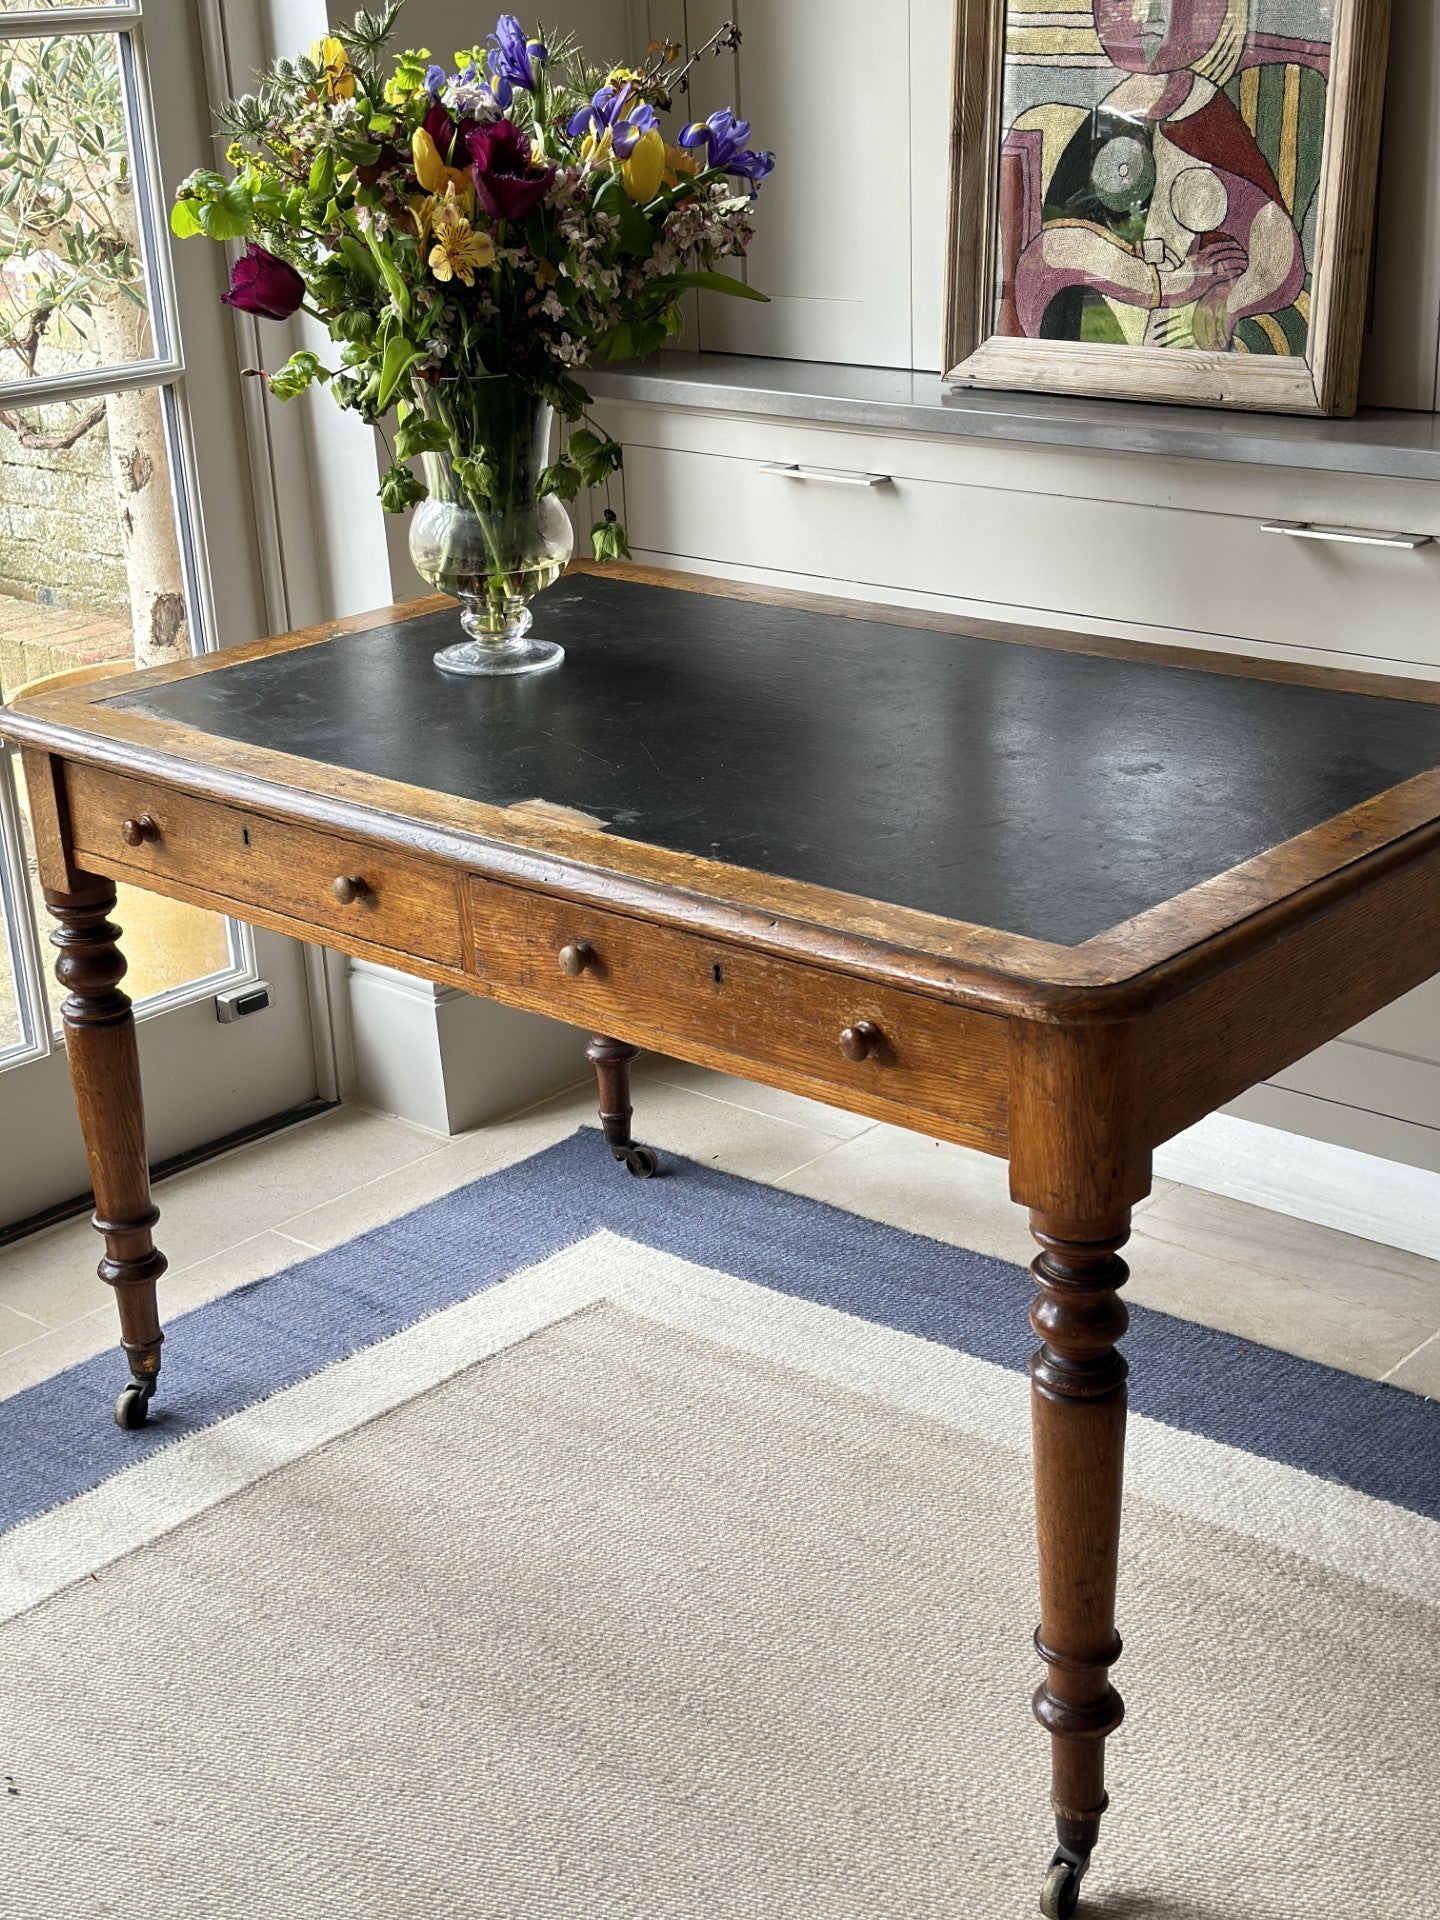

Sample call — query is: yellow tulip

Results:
[310,36,355,102]
[621,128,665,205]
[411,127,473,209]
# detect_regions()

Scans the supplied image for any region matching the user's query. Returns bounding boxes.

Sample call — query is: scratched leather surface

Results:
[115,573,1440,947]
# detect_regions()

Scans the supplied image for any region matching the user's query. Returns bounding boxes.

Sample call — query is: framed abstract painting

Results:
[943,0,1391,414]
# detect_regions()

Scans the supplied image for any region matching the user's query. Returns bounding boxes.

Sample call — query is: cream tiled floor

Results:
[0,1055,1436,1403]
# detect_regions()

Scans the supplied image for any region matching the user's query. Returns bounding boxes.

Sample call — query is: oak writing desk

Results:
[6,564,1440,1916]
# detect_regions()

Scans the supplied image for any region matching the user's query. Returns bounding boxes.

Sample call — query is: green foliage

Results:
[379,462,428,512]
[386,48,433,103]
[454,452,499,509]
[565,427,623,488]
[650,268,769,302]
[170,172,254,242]
[375,333,425,411]
[393,406,452,460]
[591,513,633,565]
[592,173,655,260]
[267,349,331,400]
[537,458,583,503]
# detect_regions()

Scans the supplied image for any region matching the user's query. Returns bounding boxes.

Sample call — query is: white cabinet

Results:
[658,0,951,370]
[604,402,1440,672]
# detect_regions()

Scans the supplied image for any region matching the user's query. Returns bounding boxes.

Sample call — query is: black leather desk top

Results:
[114,573,1440,948]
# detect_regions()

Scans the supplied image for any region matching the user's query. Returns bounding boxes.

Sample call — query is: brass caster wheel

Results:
[114,1381,154,1431]
[622,1144,658,1179]
[1039,1848,1089,1919]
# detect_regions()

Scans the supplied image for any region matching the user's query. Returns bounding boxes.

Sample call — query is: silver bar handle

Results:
[758,462,894,488]
[1262,520,1432,550]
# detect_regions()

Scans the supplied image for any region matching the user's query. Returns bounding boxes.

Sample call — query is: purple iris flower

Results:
[486,14,546,105]
[679,108,776,192]
[423,63,447,98]
[566,81,660,158]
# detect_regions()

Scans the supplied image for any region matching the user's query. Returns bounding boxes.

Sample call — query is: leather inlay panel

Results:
[112,573,1440,947]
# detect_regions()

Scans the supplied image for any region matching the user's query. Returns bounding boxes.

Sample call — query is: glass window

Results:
[0,383,234,1014]
[0,33,159,385]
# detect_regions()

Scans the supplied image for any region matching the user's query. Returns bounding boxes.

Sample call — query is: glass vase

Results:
[407,383,574,677]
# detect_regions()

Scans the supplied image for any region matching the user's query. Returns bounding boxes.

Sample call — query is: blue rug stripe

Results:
[0,1128,1435,1535]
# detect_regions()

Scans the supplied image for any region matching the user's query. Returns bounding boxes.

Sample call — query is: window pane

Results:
[1,387,234,1014]
[0,387,192,689]
[0,33,157,383]
[0,868,29,1057]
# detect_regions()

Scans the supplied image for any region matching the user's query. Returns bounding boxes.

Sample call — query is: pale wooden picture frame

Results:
[943,0,1392,415]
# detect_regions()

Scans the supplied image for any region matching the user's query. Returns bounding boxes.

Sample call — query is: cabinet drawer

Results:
[67,765,464,968]
[468,875,1008,1146]
[620,441,1440,669]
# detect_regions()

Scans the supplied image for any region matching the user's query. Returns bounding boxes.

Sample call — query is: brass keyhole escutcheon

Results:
[332,875,371,905]
[120,815,159,848]
[558,941,595,977]
[839,1020,882,1063]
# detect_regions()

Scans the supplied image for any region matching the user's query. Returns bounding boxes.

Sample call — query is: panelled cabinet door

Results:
[683,0,918,366]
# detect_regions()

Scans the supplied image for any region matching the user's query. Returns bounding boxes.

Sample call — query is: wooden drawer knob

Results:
[120,815,159,847]
[839,1020,882,1063]
[332,875,371,905]
[558,941,595,977]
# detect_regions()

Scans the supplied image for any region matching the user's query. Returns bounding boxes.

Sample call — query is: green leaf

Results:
[329,307,374,344]
[649,268,769,302]
[393,409,452,460]
[378,464,428,513]
[169,198,203,239]
[307,149,335,198]
[195,180,254,241]
[566,427,622,488]
[336,234,381,287]
[368,232,411,317]
[374,335,425,412]
[454,453,498,510]
[590,514,632,564]
[267,349,331,401]
[537,458,582,503]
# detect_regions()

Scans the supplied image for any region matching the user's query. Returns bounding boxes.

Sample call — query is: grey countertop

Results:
[583,353,1440,484]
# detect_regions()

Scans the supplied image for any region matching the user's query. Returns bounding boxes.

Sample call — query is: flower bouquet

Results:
[173,5,774,675]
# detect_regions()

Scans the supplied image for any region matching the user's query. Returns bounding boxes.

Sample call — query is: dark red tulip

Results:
[423,99,458,161]
[466,118,555,222]
[221,244,305,321]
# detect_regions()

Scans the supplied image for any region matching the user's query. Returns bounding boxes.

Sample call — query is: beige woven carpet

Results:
[1,1302,1435,1919]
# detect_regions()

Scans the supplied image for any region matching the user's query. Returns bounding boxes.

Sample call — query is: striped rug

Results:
[0,1128,1435,1918]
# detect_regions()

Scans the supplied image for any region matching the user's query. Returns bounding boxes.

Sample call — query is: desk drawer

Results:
[468,876,1008,1145]
[67,765,464,968]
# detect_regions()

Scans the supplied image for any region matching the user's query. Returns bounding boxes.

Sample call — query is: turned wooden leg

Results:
[584,1034,658,1178]
[1028,1208,1130,1917]
[47,880,167,1430]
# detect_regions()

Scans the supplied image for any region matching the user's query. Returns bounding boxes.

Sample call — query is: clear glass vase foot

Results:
[432,634,564,677]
